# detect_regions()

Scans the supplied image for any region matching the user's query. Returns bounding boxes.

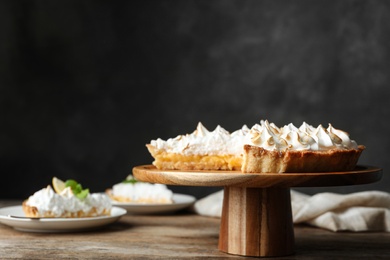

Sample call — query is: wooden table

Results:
[0,200,389,259]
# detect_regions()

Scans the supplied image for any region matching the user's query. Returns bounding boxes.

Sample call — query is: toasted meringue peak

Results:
[193,122,209,137]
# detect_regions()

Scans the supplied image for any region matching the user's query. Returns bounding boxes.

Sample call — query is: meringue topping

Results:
[150,122,249,156]
[149,120,359,155]
[111,182,173,204]
[25,185,112,217]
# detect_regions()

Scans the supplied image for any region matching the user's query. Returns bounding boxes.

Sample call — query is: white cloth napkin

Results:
[192,189,390,232]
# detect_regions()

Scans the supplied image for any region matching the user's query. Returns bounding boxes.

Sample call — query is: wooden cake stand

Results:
[133,165,382,257]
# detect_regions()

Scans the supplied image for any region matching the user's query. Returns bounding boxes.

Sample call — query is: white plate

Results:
[112,193,196,214]
[0,206,126,233]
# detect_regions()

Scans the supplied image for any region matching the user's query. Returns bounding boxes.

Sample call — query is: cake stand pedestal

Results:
[133,165,382,257]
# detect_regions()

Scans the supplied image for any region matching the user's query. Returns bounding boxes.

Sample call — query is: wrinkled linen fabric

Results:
[192,190,390,232]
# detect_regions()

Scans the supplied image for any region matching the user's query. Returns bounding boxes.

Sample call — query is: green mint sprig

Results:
[65,179,90,200]
[122,175,138,184]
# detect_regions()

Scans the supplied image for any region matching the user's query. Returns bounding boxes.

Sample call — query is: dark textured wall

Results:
[1,0,389,199]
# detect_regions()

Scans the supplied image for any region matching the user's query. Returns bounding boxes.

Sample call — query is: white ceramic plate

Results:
[111,193,196,214]
[0,206,126,233]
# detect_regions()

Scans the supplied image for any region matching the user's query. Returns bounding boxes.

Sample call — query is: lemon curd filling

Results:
[150,153,242,171]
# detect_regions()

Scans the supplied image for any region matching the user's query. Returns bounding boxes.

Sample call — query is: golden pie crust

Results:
[242,144,366,173]
[22,200,111,218]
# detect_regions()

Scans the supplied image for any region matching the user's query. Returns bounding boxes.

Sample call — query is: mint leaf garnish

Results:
[121,175,139,184]
[76,188,90,199]
[122,179,138,184]
[65,179,90,200]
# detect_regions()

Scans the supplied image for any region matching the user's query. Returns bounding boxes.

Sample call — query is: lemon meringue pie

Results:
[146,120,365,173]
[107,175,173,204]
[23,178,112,218]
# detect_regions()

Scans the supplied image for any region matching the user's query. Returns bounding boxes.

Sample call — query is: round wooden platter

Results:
[133,165,382,258]
[132,165,382,188]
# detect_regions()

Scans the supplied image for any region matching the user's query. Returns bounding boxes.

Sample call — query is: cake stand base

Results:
[218,187,294,257]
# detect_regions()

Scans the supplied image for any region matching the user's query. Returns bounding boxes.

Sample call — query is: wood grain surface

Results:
[0,200,389,259]
[219,187,294,257]
[133,165,382,188]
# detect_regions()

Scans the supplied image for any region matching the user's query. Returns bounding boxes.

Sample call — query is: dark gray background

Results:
[1,0,389,199]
